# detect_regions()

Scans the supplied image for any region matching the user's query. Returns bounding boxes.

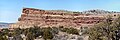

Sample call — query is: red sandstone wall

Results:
[17,8,105,27]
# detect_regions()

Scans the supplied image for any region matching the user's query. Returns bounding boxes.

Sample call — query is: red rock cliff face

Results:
[10,8,106,28]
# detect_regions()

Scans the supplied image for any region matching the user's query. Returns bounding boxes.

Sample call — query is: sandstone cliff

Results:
[9,8,120,29]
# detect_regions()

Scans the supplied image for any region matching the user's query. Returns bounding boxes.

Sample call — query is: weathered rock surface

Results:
[9,8,120,28]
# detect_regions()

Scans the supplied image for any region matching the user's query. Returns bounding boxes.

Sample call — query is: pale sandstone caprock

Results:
[9,8,120,29]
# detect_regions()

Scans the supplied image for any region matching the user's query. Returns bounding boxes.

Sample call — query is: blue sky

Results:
[0,0,120,23]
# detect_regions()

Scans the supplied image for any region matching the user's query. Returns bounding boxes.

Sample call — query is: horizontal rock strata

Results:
[9,8,120,28]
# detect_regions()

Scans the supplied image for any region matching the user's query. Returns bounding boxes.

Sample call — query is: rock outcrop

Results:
[9,8,120,28]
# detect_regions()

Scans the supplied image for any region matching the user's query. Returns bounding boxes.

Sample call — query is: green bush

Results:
[60,27,79,35]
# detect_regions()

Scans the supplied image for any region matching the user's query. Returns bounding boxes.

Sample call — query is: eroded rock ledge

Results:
[9,8,120,29]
